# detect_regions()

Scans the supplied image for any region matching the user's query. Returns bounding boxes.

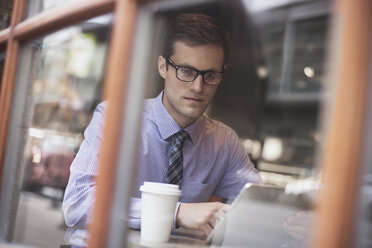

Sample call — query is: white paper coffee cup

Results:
[139,182,181,244]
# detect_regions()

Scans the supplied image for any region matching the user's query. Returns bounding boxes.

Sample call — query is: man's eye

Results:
[204,72,217,80]
[179,67,193,76]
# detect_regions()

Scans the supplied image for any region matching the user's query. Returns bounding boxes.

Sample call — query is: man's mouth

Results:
[184,97,204,102]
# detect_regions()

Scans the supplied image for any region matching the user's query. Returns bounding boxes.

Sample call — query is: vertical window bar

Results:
[313,0,372,247]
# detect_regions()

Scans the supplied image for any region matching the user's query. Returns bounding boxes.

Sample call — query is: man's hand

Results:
[176,202,229,239]
[283,211,316,241]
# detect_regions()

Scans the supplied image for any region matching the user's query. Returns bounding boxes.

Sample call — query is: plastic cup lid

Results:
[140,182,181,196]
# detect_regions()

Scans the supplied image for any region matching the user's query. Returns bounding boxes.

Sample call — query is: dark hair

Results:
[163,13,230,66]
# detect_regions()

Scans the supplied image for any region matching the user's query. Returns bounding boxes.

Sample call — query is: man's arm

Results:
[176,202,229,238]
[62,103,146,230]
[63,103,106,228]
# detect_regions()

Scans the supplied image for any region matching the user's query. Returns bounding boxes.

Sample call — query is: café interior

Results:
[0,0,371,247]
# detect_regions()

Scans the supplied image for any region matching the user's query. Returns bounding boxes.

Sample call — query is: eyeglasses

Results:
[166,57,224,86]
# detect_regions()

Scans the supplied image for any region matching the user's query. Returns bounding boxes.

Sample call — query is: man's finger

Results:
[221,204,230,213]
[200,223,213,239]
[283,221,309,235]
[209,214,220,228]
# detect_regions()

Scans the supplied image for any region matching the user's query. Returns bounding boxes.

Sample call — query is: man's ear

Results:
[158,56,166,79]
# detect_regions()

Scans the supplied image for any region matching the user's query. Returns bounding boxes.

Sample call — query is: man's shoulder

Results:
[143,97,156,109]
[98,101,108,107]
[96,101,108,112]
[90,101,109,122]
[142,97,157,118]
[201,115,242,155]
[202,115,236,137]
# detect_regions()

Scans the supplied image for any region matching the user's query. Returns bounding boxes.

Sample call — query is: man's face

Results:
[158,41,224,128]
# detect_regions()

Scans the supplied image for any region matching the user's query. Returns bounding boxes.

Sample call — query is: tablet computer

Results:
[207,183,313,247]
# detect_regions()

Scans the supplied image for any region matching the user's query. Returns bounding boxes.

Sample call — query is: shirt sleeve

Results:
[62,103,157,231]
[213,129,263,199]
[62,103,106,228]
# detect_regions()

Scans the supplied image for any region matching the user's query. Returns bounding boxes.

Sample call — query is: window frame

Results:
[312,0,372,247]
[0,0,132,247]
[0,0,370,248]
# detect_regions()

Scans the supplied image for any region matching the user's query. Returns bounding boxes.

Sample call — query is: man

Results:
[63,13,262,245]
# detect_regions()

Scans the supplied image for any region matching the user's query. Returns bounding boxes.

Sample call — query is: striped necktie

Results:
[166,130,189,185]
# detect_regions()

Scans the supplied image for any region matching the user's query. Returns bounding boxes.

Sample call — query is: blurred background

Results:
[0,0,371,247]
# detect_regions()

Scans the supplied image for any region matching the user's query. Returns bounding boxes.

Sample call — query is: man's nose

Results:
[190,74,203,92]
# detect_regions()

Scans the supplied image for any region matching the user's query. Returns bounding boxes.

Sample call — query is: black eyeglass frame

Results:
[166,57,225,86]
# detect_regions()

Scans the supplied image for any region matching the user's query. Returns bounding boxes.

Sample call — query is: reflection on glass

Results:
[10,16,111,248]
[131,1,329,247]
[27,0,85,18]
[289,16,329,93]
[0,52,5,87]
[357,179,372,247]
[260,15,329,97]
[252,11,331,184]
[356,98,372,247]
[204,2,330,246]
[0,0,12,30]
[260,23,284,94]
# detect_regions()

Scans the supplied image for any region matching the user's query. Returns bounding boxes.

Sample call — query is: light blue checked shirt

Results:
[63,91,262,244]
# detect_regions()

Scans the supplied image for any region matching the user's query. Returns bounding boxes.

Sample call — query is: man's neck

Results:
[161,93,198,129]
[170,111,197,129]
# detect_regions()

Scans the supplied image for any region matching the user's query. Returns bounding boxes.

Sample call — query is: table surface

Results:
[58,229,210,248]
[127,228,210,248]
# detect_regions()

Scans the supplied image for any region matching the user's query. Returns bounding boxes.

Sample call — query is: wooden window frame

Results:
[0,0,117,193]
[313,0,372,247]
[0,0,133,246]
[0,0,371,247]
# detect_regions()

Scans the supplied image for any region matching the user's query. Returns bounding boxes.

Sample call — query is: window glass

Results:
[2,14,112,247]
[356,74,372,247]
[260,23,284,94]
[211,6,331,182]
[27,0,86,18]
[201,1,330,246]
[0,0,12,30]
[0,51,5,87]
[288,16,329,94]
[113,1,332,247]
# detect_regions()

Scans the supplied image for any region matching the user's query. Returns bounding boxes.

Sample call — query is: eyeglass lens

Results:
[176,68,221,85]
[167,57,223,85]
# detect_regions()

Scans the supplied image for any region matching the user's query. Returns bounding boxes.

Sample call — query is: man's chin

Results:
[180,105,208,119]
[183,111,204,121]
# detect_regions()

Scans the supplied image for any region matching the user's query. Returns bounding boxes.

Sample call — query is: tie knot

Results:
[174,130,189,144]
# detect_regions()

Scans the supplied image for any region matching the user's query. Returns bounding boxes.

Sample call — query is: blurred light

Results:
[259,171,298,187]
[33,80,43,95]
[66,34,96,78]
[243,0,305,12]
[32,153,41,163]
[50,135,70,146]
[242,139,262,159]
[304,66,315,78]
[262,137,283,161]
[43,26,80,46]
[86,14,113,25]
[285,178,320,195]
[28,128,45,139]
[257,66,268,79]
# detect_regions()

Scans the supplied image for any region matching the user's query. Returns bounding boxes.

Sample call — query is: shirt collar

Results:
[152,91,203,144]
